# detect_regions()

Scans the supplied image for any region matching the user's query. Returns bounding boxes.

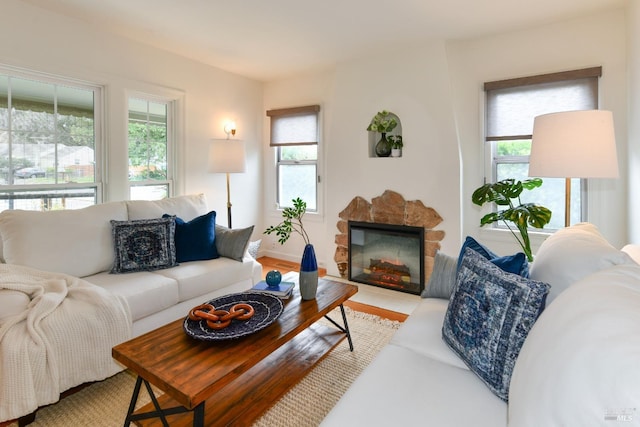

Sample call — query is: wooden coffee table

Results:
[112,278,357,426]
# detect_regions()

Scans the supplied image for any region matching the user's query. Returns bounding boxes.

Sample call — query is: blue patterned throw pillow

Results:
[442,248,550,401]
[111,216,178,273]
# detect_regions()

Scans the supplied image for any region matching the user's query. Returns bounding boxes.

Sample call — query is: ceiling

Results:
[22,0,625,82]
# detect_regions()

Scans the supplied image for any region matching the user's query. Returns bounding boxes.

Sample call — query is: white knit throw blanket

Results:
[0,264,132,422]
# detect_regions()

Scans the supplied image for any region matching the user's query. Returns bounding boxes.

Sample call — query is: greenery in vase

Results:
[366,110,398,134]
[388,135,403,149]
[264,197,310,245]
[472,178,552,262]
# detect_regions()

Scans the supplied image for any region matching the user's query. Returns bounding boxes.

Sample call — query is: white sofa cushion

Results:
[0,202,128,277]
[321,344,507,427]
[390,298,469,370]
[508,264,640,426]
[153,256,260,302]
[126,194,208,222]
[622,244,640,264]
[530,222,636,304]
[84,271,179,321]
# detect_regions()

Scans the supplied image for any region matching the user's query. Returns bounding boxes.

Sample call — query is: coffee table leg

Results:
[193,402,205,426]
[324,304,354,351]
[123,376,182,427]
[123,376,143,426]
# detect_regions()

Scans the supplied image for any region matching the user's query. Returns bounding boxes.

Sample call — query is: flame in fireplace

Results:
[364,258,411,285]
[380,257,403,266]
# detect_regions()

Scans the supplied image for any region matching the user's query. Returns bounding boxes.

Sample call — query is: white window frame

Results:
[266,105,322,214]
[127,92,178,200]
[0,65,104,211]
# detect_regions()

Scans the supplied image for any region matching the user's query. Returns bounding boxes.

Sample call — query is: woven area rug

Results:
[8,306,400,427]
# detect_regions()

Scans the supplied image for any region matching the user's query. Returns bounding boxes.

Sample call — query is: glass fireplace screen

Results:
[348,221,424,295]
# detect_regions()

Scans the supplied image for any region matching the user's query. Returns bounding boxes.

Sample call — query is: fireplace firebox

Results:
[348,221,424,294]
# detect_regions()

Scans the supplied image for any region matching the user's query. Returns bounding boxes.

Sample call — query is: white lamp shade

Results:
[529,110,618,178]
[208,139,246,173]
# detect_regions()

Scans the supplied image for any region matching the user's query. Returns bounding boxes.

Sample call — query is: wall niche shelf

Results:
[367,111,402,158]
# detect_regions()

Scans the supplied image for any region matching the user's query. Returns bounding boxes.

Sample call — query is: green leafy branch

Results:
[264,197,310,245]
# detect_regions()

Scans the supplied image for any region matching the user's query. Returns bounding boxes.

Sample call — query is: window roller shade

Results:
[267,105,320,147]
[485,67,600,140]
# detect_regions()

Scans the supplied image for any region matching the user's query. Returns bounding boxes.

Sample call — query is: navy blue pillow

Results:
[163,211,219,262]
[457,236,529,277]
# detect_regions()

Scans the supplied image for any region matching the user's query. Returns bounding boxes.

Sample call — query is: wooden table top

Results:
[112,278,358,410]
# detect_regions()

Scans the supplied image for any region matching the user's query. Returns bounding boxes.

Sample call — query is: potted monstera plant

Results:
[472,178,552,262]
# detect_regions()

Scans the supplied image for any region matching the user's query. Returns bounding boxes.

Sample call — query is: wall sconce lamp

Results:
[224,121,237,138]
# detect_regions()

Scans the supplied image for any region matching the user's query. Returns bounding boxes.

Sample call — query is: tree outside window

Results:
[128,97,172,200]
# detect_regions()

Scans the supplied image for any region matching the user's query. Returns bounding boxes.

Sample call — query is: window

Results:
[267,105,320,211]
[484,67,601,230]
[128,96,173,200]
[0,69,102,212]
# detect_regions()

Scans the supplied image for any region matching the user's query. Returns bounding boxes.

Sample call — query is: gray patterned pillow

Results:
[215,225,254,261]
[111,217,178,273]
[421,251,458,299]
[442,248,550,401]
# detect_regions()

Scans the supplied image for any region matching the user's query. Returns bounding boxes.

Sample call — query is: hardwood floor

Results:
[257,256,408,322]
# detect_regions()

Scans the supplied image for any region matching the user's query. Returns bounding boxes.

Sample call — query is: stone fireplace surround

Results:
[334,190,445,284]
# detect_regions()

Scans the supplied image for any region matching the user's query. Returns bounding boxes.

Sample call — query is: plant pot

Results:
[391,148,402,157]
[299,243,318,300]
[375,133,392,157]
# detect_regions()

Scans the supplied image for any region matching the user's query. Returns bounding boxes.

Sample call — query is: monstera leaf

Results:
[472,178,552,262]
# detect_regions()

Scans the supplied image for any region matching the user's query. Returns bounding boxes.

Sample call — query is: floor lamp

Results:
[529,110,619,227]
[209,137,246,229]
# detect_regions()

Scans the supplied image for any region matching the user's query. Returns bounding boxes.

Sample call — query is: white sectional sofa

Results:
[322,223,640,426]
[0,193,262,337]
[0,193,263,423]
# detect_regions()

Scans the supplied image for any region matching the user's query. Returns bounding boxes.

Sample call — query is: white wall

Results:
[263,42,462,275]
[262,71,337,262]
[447,8,628,253]
[629,0,640,243]
[1,0,264,235]
[264,8,631,273]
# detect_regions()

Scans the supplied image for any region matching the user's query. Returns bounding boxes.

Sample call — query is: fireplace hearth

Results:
[349,221,424,294]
